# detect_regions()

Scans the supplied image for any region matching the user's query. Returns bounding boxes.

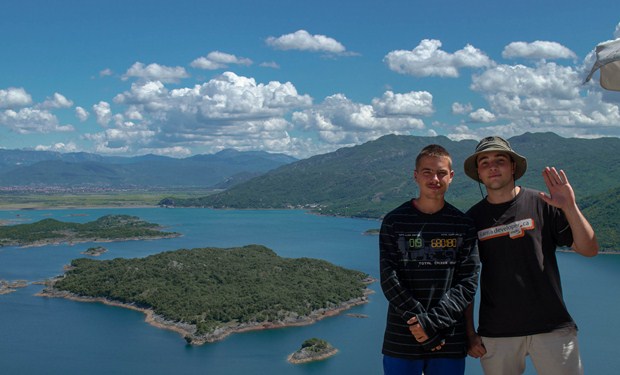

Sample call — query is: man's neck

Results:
[486,185,521,204]
[413,197,445,214]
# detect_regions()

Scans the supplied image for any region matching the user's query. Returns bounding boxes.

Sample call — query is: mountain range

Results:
[1,132,617,251]
[162,132,620,251]
[0,148,297,189]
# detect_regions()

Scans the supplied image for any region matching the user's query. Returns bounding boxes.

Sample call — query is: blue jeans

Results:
[383,355,465,375]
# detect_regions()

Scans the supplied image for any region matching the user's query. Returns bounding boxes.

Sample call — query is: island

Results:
[81,246,108,256]
[0,279,28,295]
[0,214,181,247]
[38,244,374,345]
[288,338,338,364]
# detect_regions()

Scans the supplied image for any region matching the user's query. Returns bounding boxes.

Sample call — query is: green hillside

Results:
[161,133,620,251]
[0,215,180,247]
[581,186,620,253]
[164,133,620,215]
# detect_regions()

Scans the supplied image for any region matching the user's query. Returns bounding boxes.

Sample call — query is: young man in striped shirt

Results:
[380,144,480,375]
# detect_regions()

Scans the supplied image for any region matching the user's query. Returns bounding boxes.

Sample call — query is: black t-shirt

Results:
[467,187,575,337]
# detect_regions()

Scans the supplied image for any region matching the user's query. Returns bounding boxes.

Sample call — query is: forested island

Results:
[0,214,180,247]
[288,338,338,364]
[39,245,373,344]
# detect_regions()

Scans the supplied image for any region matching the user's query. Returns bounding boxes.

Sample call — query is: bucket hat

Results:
[463,136,527,181]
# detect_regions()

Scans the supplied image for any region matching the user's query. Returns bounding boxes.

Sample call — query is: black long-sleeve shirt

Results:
[380,200,480,359]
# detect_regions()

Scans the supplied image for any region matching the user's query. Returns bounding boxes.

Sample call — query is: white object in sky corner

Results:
[585,38,620,91]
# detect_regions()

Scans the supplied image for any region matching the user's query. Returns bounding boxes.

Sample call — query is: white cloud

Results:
[292,93,426,145]
[191,51,253,70]
[0,108,74,134]
[93,101,112,126]
[75,106,89,121]
[266,30,347,54]
[87,72,315,157]
[40,93,73,109]
[469,61,620,137]
[99,68,113,77]
[384,39,494,77]
[502,41,577,60]
[371,91,434,117]
[260,61,280,69]
[452,102,473,115]
[468,108,496,123]
[0,87,32,109]
[122,62,189,83]
[35,142,78,152]
[614,22,620,39]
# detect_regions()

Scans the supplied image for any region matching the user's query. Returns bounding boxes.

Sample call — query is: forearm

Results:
[418,243,480,333]
[380,264,426,320]
[564,204,599,257]
[464,302,477,337]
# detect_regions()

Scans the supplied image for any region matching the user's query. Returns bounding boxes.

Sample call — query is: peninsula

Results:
[39,245,374,344]
[0,214,181,247]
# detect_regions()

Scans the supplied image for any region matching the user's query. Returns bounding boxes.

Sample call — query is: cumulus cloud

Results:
[75,106,89,121]
[502,41,577,60]
[122,62,189,83]
[190,51,253,70]
[468,108,496,123]
[93,101,113,126]
[371,91,434,117]
[35,142,78,152]
[469,61,620,137]
[99,68,113,77]
[40,93,73,109]
[0,87,32,108]
[292,93,426,145]
[384,39,494,77]
[266,30,347,54]
[452,102,473,115]
[0,108,74,134]
[86,72,315,157]
[615,22,620,39]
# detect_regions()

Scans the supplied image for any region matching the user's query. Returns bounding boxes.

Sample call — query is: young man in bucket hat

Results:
[380,144,480,375]
[463,136,599,375]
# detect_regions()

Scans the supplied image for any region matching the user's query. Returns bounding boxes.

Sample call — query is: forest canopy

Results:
[50,245,370,337]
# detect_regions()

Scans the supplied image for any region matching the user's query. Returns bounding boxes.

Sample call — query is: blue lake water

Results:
[0,208,617,374]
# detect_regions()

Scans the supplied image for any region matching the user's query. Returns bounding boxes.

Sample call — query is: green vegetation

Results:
[0,188,216,210]
[164,133,620,217]
[50,245,369,337]
[581,186,620,252]
[301,338,331,352]
[0,214,180,247]
[162,133,620,250]
[82,246,108,256]
[289,337,337,364]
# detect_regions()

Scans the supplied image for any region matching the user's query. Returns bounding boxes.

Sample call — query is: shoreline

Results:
[13,233,181,249]
[37,286,374,345]
[287,347,339,364]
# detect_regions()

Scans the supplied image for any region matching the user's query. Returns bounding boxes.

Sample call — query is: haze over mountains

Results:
[0,149,297,189]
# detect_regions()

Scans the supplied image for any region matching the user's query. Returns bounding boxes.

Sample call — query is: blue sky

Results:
[1,0,619,158]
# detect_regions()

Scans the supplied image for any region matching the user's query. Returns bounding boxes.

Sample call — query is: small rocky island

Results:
[288,338,338,364]
[0,279,28,295]
[81,246,108,256]
[0,214,180,247]
[39,245,374,344]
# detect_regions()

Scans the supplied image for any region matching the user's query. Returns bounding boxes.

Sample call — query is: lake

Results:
[0,208,617,374]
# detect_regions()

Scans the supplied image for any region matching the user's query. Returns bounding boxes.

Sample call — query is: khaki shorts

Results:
[480,327,582,375]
